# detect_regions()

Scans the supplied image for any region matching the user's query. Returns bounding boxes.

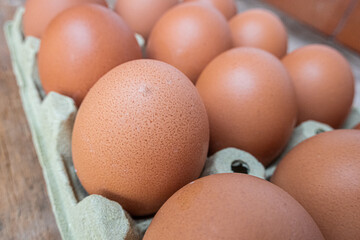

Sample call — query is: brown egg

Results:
[196,47,297,166]
[114,0,179,39]
[146,2,232,83]
[354,123,360,129]
[144,173,324,240]
[229,8,288,58]
[282,44,354,128]
[22,0,107,38]
[72,59,209,216]
[272,130,360,240]
[183,0,237,20]
[38,4,141,106]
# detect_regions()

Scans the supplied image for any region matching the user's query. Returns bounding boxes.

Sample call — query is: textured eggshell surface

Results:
[38,4,142,106]
[72,59,210,216]
[196,47,297,166]
[143,173,324,240]
[146,2,232,83]
[114,0,179,39]
[271,130,360,240]
[282,44,354,128]
[183,0,237,19]
[22,0,107,38]
[229,8,288,58]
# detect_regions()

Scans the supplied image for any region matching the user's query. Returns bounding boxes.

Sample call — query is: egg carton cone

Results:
[266,107,360,178]
[106,0,117,9]
[4,5,360,240]
[265,121,334,179]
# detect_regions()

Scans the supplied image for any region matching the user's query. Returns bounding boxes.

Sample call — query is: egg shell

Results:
[146,2,232,83]
[72,59,210,216]
[144,173,324,240]
[196,47,297,166]
[271,130,360,240]
[38,4,142,106]
[354,123,360,129]
[183,0,237,19]
[114,0,179,39]
[282,44,354,128]
[229,8,288,58]
[22,0,107,38]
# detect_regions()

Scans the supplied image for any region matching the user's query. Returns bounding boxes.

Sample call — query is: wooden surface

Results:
[0,1,61,239]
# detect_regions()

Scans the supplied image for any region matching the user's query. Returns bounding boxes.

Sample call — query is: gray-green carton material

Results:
[4,4,360,240]
[201,148,266,179]
[342,107,360,129]
[265,121,334,179]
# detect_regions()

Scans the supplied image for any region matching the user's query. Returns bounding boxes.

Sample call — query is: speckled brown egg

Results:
[282,44,354,128]
[144,173,324,240]
[183,0,237,19]
[114,0,179,39]
[272,130,360,240]
[38,4,141,106]
[22,0,107,38]
[72,59,209,216]
[196,47,297,166]
[146,2,232,83]
[229,8,288,58]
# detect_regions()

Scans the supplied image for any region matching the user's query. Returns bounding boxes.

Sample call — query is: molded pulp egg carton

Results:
[4,4,360,240]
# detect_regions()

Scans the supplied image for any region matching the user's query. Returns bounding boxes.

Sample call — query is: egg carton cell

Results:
[4,5,360,240]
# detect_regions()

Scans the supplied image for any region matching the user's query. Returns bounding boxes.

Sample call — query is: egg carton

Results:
[5,6,360,240]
